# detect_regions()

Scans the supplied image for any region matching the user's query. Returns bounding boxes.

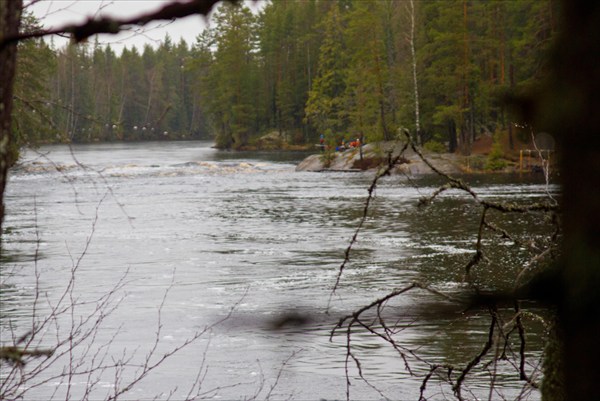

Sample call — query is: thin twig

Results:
[327,142,409,310]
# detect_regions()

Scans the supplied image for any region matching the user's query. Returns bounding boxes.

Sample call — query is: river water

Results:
[1,141,556,400]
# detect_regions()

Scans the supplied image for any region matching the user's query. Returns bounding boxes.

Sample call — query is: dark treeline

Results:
[11,0,557,160]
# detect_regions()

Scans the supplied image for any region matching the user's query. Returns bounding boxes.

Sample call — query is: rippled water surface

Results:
[1,141,557,400]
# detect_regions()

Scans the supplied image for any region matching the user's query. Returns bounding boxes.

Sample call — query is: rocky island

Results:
[295,141,466,176]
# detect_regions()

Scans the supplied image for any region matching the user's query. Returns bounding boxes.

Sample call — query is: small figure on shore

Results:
[349,138,361,148]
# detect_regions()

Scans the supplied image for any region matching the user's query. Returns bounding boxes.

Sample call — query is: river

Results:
[1,141,557,400]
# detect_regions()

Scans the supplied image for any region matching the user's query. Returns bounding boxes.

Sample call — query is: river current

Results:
[1,141,556,400]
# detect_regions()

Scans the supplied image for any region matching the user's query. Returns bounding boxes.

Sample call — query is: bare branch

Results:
[329,129,558,400]
[327,142,409,308]
[453,306,498,401]
[1,0,238,51]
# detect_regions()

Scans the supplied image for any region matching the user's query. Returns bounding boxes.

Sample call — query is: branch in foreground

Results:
[330,282,461,401]
[329,131,555,400]
[405,129,558,214]
[1,0,239,50]
[0,346,53,366]
[327,142,409,307]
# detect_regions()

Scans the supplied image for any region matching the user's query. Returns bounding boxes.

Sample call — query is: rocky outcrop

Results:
[295,141,465,176]
[238,131,312,151]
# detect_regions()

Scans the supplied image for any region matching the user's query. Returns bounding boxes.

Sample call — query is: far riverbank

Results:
[295,141,555,176]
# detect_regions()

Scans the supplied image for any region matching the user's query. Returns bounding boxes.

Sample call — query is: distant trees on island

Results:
[12,0,556,158]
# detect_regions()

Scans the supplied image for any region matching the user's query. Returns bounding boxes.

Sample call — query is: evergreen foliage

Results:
[485,135,508,170]
[11,13,55,163]
[12,0,557,154]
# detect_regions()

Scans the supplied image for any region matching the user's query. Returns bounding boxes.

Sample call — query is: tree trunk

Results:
[409,0,421,146]
[461,0,471,156]
[556,8,600,400]
[0,0,23,238]
[448,119,457,153]
[529,1,600,399]
[508,63,515,150]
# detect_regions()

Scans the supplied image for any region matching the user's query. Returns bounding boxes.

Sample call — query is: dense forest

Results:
[4,1,600,399]
[11,0,557,162]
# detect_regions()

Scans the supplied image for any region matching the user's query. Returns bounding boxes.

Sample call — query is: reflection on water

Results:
[1,141,556,400]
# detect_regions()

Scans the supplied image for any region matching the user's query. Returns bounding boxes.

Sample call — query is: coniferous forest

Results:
[5,1,600,399]
[12,0,557,162]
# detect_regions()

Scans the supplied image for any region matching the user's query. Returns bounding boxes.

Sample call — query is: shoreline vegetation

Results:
[10,1,557,171]
[256,131,555,175]
[27,130,554,175]
[219,129,555,175]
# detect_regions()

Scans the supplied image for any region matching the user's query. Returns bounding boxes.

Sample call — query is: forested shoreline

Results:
[11,0,557,163]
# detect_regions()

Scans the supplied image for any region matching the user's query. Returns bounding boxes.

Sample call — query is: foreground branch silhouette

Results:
[1,3,239,398]
[1,0,240,51]
[0,192,244,400]
[3,1,600,399]
[329,130,557,400]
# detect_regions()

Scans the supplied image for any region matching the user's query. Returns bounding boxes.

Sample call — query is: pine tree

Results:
[344,1,393,145]
[203,2,259,149]
[12,13,56,155]
[304,4,349,146]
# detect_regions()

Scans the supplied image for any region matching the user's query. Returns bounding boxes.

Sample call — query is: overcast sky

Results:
[27,0,265,52]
